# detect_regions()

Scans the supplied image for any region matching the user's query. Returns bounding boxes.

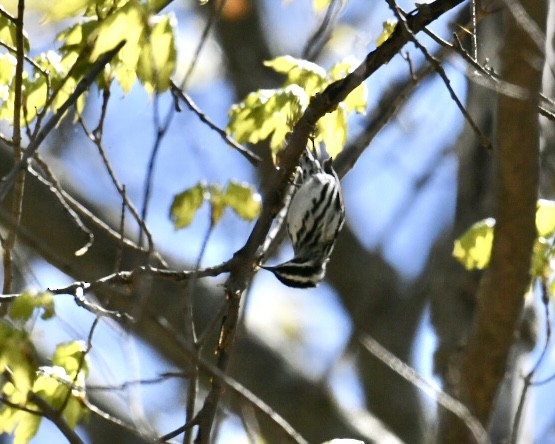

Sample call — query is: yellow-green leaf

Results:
[35,0,92,21]
[377,19,398,47]
[264,56,327,96]
[313,0,333,11]
[90,0,144,92]
[0,324,36,393]
[8,291,55,321]
[227,85,307,151]
[0,15,30,52]
[0,53,16,104]
[453,218,495,270]
[536,199,555,238]
[223,182,261,221]
[136,14,176,93]
[52,341,88,378]
[317,105,347,157]
[170,183,205,229]
[12,412,40,444]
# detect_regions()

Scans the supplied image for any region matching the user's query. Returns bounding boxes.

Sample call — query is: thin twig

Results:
[386,0,492,149]
[359,334,488,444]
[510,279,552,444]
[181,0,227,89]
[2,0,26,296]
[152,317,308,444]
[77,110,156,255]
[169,82,261,166]
[31,156,94,256]
[302,0,342,60]
[183,218,214,444]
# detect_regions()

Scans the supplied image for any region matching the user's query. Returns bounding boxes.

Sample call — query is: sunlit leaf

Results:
[36,0,92,21]
[223,182,261,221]
[317,106,347,157]
[170,183,205,229]
[0,53,16,104]
[0,15,30,51]
[377,19,398,46]
[32,365,87,429]
[136,14,176,93]
[536,199,555,238]
[8,291,55,321]
[90,0,144,93]
[322,440,364,444]
[11,412,40,444]
[227,85,307,152]
[264,56,327,96]
[52,341,88,378]
[452,218,495,270]
[0,324,36,393]
[229,55,367,162]
[312,0,333,11]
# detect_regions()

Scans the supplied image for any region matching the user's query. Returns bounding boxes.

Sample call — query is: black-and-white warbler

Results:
[263,149,345,288]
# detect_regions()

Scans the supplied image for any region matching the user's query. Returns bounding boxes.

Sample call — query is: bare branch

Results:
[359,334,488,444]
[170,82,261,166]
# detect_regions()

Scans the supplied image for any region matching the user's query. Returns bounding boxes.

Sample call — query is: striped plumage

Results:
[263,150,345,288]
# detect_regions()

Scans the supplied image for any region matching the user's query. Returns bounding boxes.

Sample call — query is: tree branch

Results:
[446,0,545,440]
[194,0,468,440]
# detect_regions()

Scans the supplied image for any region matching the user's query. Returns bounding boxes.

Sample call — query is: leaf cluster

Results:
[226,55,367,159]
[0,293,88,444]
[0,0,177,129]
[170,180,261,229]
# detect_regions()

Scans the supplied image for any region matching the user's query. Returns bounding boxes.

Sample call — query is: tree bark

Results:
[443,0,545,441]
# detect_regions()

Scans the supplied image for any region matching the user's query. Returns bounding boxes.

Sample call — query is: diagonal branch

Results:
[193,0,467,441]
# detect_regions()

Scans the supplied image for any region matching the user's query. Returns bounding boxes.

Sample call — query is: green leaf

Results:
[0,324,36,394]
[52,341,89,378]
[35,0,92,21]
[536,199,555,238]
[452,218,495,270]
[264,56,327,96]
[0,15,30,52]
[0,53,16,105]
[90,0,145,93]
[170,183,205,229]
[313,0,333,11]
[223,182,261,221]
[8,291,55,321]
[317,105,347,157]
[328,59,367,113]
[136,14,177,93]
[12,412,41,444]
[32,366,87,429]
[227,85,307,152]
[377,19,398,47]
[229,55,367,162]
